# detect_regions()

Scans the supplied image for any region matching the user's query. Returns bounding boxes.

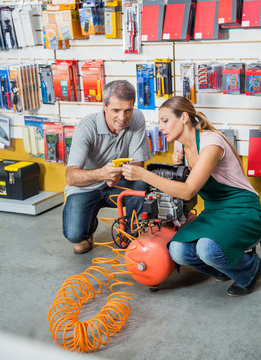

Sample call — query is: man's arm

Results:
[66,163,122,187]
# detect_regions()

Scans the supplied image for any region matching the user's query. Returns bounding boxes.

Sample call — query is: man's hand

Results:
[103,162,122,186]
[66,162,122,187]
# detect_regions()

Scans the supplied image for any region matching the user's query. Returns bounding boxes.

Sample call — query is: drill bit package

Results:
[136,64,155,110]
[197,63,222,92]
[122,0,141,54]
[180,63,196,104]
[155,59,173,99]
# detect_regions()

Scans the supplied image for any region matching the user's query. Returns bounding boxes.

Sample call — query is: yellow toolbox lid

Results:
[4,161,35,172]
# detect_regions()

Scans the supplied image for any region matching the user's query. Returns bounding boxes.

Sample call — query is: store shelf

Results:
[0,191,64,215]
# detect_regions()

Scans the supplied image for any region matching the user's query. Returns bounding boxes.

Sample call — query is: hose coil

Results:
[48,193,141,353]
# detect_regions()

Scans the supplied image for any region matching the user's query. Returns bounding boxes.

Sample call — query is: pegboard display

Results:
[0,1,261,157]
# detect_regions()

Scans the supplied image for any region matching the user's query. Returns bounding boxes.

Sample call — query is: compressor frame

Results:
[110,164,198,291]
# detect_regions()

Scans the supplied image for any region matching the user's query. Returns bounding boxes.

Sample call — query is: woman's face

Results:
[158,107,184,142]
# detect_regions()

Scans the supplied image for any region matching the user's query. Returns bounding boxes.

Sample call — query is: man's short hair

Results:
[103,80,136,106]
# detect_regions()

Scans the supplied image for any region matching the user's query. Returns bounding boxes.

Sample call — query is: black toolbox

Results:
[0,160,40,200]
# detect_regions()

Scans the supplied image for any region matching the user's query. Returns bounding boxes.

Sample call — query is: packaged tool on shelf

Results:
[43,122,64,163]
[155,59,173,99]
[222,63,245,95]
[245,63,261,96]
[63,125,75,165]
[136,64,155,110]
[81,59,105,102]
[122,0,141,54]
[197,63,222,92]
[105,0,122,38]
[180,63,196,103]
[39,65,55,105]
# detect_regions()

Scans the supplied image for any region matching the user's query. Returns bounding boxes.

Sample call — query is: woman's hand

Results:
[122,164,145,181]
[172,150,184,165]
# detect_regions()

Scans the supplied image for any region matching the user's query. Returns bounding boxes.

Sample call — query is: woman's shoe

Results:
[227,259,261,296]
[215,273,230,282]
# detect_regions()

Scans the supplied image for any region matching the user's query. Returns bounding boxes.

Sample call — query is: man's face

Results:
[103,95,134,135]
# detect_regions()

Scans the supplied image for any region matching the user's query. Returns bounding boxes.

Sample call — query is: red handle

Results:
[117,190,146,231]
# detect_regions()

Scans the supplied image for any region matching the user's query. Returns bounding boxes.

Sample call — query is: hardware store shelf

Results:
[0,191,64,215]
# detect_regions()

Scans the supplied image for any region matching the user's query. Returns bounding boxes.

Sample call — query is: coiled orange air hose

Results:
[48,189,146,353]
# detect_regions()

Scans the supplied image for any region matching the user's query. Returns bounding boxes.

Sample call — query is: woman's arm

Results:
[122,145,224,201]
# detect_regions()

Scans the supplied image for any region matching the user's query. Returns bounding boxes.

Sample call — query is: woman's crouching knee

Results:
[196,237,226,266]
[169,241,195,266]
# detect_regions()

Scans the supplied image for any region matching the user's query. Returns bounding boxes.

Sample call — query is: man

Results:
[62,80,150,254]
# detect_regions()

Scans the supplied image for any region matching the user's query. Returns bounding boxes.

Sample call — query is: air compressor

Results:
[111,163,197,290]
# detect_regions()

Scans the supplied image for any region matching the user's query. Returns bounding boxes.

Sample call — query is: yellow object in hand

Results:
[112,158,133,167]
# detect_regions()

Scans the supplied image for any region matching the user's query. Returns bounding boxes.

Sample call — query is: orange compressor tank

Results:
[125,225,177,287]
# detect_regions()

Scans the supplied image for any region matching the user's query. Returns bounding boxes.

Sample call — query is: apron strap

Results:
[181,144,185,166]
[195,128,200,154]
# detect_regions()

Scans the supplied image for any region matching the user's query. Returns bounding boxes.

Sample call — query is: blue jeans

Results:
[63,180,148,244]
[169,238,260,288]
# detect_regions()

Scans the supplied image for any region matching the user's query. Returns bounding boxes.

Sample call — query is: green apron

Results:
[170,129,261,266]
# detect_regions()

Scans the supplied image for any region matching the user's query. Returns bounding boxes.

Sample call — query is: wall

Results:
[0,1,260,204]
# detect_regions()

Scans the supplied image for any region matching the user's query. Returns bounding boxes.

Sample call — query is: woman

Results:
[122,96,261,296]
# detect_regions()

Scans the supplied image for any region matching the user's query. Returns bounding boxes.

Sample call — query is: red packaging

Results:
[81,60,105,102]
[194,0,222,40]
[43,122,64,163]
[218,0,243,26]
[162,0,195,41]
[247,130,261,177]
[140,0,165,42]
[52,62,76,102]
[241,0,261,28]
[56,60,81,101]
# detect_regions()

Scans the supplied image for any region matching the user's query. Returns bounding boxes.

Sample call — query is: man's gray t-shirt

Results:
[65,108,150,197]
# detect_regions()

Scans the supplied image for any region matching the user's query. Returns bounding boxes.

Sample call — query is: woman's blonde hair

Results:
[160,96,243,169]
